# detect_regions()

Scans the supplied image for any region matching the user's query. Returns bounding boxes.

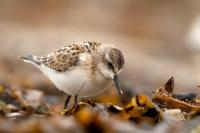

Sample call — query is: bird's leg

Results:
[72,82,84,108]
[73,95,78,108]
[64,95,72,109]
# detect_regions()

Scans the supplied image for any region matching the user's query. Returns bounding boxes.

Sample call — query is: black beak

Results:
[113,74,123,95]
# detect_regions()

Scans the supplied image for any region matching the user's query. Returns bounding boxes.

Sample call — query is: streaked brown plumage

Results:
[35,42,102,72]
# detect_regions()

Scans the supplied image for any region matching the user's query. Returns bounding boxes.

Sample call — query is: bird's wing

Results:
[35,42,102,72]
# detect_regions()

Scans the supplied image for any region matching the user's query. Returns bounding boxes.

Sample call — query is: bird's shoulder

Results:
[36,42,102,72]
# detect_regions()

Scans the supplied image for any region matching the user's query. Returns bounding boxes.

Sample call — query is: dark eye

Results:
[107,62,114,70]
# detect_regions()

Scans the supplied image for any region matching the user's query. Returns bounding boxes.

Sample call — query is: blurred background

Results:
[1,0,200,99]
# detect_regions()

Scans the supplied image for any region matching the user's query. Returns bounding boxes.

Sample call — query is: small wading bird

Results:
[21,42,125,109]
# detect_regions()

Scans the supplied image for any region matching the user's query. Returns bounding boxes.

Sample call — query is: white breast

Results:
[39,65,87,96]
[38,64,112,97]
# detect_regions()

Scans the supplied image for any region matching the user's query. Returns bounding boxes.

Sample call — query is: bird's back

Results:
[21,42,102,72]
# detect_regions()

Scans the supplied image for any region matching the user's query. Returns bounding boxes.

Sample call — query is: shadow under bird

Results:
[20,42,125,109]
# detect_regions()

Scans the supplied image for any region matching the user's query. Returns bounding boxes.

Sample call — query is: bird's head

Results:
[97,44,125,95]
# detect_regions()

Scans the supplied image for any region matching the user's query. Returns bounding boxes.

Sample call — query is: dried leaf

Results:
[122,95,162,125]
[164,76,174,94]
[153,88,200,117]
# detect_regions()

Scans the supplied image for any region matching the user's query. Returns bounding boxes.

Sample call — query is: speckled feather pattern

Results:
[36,42,102,72]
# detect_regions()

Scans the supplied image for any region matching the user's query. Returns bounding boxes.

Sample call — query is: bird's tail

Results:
[20,54,41,65]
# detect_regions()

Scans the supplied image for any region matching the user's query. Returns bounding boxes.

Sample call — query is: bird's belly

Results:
[41,66,87,96]
[40,65,112,97]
